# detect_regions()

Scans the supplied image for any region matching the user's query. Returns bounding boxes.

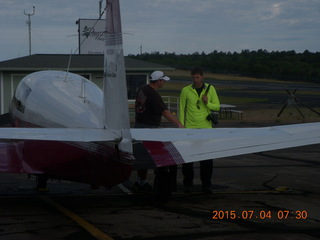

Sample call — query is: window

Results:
[126,75,147,99]
[12,82,32,113]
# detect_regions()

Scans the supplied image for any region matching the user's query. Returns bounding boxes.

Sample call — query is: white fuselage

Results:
[10,70,104,128]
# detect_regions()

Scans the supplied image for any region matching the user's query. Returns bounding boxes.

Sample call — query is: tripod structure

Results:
[277,89,320,118]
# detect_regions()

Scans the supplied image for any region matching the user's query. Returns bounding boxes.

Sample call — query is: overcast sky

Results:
[1,0,319,62]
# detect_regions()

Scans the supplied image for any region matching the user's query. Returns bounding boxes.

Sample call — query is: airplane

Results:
[0,0,319,198]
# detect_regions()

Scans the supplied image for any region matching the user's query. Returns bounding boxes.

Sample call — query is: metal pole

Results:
[99,0,103,19]
[24,6,35,56]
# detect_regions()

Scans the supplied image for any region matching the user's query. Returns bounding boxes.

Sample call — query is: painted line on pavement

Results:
[39,196,114,240]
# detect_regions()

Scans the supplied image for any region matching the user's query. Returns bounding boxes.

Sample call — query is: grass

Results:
[159,69,320,125]
[165,69,298,83]
[219,96,269,104]
[160,74,269,104]
[240,107,320,125]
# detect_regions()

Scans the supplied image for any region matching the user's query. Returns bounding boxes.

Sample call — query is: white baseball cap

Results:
[150,71,170,81]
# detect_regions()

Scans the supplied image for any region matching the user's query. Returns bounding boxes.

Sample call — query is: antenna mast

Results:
[99,0,103,19]
[24,6,35,56]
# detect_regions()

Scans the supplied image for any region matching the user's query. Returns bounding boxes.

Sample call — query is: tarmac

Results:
[0,142,319,240]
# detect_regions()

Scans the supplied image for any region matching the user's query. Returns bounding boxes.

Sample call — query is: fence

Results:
[129,97,243,122]
[161,96,180,115]
[128,96,179,122]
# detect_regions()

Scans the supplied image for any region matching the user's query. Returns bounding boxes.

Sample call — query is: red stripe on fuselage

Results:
[142,141,184,167]
[22,140,132,188]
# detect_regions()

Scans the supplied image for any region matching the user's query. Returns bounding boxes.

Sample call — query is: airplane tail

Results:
[103,0,132,154]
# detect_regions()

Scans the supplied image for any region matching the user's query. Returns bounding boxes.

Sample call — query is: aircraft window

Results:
[12,82,32,113]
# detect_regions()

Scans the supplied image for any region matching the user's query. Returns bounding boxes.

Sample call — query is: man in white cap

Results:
[134,70,184,191]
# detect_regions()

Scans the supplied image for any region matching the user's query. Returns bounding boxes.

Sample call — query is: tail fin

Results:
[103,0,132,153]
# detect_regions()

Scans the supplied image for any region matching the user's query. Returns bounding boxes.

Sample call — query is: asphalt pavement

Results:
[0,143,319,240]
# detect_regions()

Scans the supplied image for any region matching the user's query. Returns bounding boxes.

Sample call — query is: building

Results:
[0,54,173,114]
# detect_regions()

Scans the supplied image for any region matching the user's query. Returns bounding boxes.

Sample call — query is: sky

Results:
[0,0,319,62]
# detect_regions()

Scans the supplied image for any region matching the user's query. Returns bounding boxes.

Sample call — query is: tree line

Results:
[128,49,320,83]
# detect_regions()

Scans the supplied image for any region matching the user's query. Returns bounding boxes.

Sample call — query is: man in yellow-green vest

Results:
[179,67,220,193]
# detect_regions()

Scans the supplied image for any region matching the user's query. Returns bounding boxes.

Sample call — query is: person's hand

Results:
[202,95,208,105]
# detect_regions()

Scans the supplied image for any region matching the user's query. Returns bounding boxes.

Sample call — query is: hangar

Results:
[0,54,172,114]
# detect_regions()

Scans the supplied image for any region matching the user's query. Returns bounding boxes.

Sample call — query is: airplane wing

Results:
[0,123,319,169]
[130,122,320,167]
[0,128,120,142]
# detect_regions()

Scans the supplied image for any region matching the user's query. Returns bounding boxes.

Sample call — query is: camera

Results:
[206,112,219,125]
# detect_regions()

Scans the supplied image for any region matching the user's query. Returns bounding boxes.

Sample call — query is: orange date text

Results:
[212,210,308,220]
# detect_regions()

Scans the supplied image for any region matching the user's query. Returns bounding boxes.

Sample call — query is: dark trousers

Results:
[155,165,178,191]
[182,159,213,188]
